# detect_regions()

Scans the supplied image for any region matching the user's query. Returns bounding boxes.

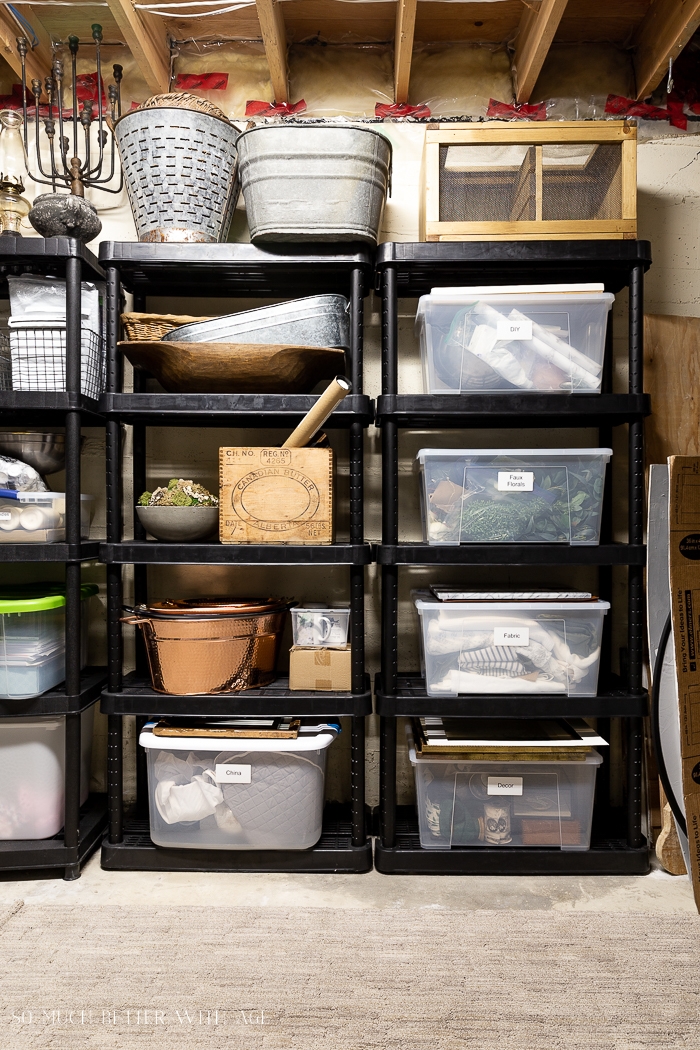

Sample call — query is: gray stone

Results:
[28,193,102,242]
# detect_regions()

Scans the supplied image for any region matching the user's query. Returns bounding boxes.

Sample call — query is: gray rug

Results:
[0,904,698,1048]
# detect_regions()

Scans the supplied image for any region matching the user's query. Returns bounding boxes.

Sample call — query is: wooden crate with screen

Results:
[421,121,636,241]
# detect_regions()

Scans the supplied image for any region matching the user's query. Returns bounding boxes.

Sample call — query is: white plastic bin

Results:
[291,606,351,648]
[408,725,602,851]
[413,591,609,697]
[417,447,611,545]
[416,284,613,394]
[0,583,98,699]
[140,721,339,850]
[0,491,94,543]
[0,709,94,839]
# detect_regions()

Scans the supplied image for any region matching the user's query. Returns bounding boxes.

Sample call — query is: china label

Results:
[497,471,534,492]
[487,776,523,796]
[0,512,11,521]
[494,626,530,646]
[496,317,532,341]
[214,763,252,785]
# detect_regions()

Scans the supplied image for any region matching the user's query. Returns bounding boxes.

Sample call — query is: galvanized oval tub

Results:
[236,124,392,245]
[114,106,240,243]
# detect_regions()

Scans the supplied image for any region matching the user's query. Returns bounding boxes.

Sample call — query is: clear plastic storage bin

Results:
[408,725,603,851]
[0,709,93,839]
[416,284,613,394]
[0,583,98,699]
[417,447,611,546]
[0,491,94,543]
[140,721,339,850]
[413,591,609,696]
[291,606,351,648]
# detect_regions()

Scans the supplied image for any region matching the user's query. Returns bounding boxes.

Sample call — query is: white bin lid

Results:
[417,284,614,311]
[406,723,605,766]
[413,591,610,612]
[417,448,612,463]
[140,721,339,753]
[0,491,93,503]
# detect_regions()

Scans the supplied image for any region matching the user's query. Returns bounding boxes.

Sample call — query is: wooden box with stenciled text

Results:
[219,446,334,544]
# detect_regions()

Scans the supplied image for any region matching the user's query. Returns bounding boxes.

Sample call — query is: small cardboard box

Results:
[668,455,700,911]
[219,446,333,544]
[289,646,351,691]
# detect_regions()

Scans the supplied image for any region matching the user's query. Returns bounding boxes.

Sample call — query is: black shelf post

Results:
[97,243,374,873]
[373,240,652,877]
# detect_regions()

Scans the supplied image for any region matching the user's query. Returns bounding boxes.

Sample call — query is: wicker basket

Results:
[121,313,213,342]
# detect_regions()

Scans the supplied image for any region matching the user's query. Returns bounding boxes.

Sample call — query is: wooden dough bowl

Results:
[119,340,347,394]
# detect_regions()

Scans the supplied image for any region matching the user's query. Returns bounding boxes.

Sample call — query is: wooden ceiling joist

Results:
[256,0,288,103]
[0,4,46,85]
[633,0,700,100]
[514,0,569,103]
[394,0,418,104]
[105,0,169,95]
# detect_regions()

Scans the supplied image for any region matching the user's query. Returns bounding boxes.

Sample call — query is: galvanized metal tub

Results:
[163,294,350,349]
[236,125,392,245]
[114,107,240,243]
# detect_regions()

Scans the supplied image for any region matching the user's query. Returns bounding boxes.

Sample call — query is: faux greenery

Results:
[428,464,605,544]
[138,478,218,508]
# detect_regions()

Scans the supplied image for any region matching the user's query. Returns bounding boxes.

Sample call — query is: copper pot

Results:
[121,597,291,694]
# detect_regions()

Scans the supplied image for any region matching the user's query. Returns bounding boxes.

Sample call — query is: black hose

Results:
[650,613,688,837]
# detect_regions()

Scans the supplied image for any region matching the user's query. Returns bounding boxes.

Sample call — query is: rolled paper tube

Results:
[283,376,352,449]
[508,306,603,376]
[0,505,21,531]
[473,301,599,390]
[19,507,46,531]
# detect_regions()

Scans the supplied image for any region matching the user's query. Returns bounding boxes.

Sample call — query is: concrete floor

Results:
[0,851,695,913]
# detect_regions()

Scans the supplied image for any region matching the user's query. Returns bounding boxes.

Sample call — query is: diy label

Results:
[487,776,523,796]
[497,471,534,492]
[494,626,530,646]
[496,317,532,341]
[214,763,252,785]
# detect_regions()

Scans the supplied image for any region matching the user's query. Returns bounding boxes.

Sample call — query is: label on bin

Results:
[487,776,523,796]
[496,317,532,341]
[497,471,534,492]
[493,626,529,646]
[215,763,252,784]
[0,512,10,521]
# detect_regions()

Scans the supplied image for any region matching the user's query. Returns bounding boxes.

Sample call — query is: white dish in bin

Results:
[0,710,93,839]
[413,591,609,697]
[140,721,339,851]
[291,606,350,648]
[416,283,613,394]
[407,723,603,851]
[417,447,611,546]
[0,491,94,543]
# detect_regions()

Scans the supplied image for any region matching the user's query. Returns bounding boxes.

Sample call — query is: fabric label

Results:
[487,776,524,796]
[494,626,530,646]
[496,317,532,341]
[497,471,534,492]
[214,763,252,785]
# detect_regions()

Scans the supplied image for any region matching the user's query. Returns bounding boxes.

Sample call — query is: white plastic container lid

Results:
[413,590,610,612]
[429,283,606,296]
[139,721,339,753]
[416,447,612,463]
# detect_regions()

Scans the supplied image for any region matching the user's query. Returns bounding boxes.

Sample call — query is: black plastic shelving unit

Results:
[0,238,109,880]
[373,240,652,876]
[98,242,374,874]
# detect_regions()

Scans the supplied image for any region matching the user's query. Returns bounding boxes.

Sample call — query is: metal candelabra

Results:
[16,24,124,240]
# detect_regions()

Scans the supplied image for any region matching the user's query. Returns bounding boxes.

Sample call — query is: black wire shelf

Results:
[101,803,373,874]
[374,807,650,876]
[100,542,373,565]
[0,541,102,563]
[0,390,103,424]
[375,542,645,566]
[0,794,107,875]
[98,392,374,427]
[101,672,373,717]
[0,668,107,718]
[374,673,648,718]
[375,392,650,428]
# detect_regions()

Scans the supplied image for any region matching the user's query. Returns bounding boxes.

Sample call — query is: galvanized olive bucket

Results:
[114,107,240,243]
[236,124,392,245]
